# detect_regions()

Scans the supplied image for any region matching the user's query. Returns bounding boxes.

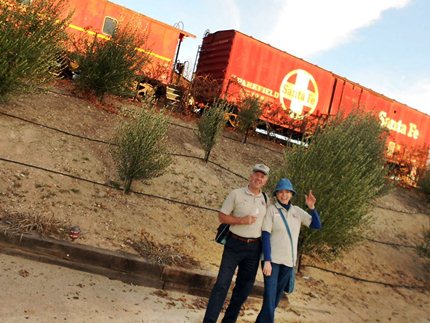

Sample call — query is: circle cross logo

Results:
[279,69,319,119]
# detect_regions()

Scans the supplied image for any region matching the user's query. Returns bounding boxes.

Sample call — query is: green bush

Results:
[196,100,229,162]
[110,104,171,194]
[271,112,388,267]
[0,0,70,100]
[72,25,150,101]
[237,97,262,143]
[417,225,430,271]
[418,169,430,200]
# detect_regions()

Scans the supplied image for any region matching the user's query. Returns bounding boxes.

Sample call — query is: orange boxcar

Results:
[195,29,430,182]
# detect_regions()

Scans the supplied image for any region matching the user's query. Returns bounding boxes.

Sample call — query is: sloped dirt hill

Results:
[0,86,429,322]
[0,88,282,273]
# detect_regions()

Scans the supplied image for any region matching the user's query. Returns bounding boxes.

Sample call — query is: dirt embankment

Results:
[0,84,429,322]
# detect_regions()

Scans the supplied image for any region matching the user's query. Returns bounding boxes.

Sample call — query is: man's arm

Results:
[218,212,257,225]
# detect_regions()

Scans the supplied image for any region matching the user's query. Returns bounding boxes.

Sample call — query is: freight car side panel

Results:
[341,81,430,152]
[330,78,365,116]
[214,31,336,126]
[197,30,430,172]
[381,101,430,163]
[330,78,430,167]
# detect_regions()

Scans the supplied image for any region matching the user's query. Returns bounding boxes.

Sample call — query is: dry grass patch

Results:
[0,208,70,239]
[125,229,199,268]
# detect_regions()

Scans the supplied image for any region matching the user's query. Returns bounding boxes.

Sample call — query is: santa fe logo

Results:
[279,69,318,120]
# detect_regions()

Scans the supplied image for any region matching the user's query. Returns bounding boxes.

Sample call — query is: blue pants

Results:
[256,263,293,323]
[203,237,261,323]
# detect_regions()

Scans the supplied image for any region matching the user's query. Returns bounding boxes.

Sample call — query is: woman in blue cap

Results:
[256,178,321,323]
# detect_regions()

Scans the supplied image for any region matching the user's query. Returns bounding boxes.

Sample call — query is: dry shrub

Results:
[0,209,69,239]
[190,75,222,105]
[126,230,199,268]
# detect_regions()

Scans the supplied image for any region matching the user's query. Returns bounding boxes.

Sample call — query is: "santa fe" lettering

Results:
[379,111,419,139]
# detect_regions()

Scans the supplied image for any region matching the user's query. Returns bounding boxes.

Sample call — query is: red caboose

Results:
[63,0,194,85]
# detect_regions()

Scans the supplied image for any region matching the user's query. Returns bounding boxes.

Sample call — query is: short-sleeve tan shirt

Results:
[219,187,268,238]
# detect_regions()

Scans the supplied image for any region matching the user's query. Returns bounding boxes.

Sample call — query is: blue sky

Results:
[111,0,430,116]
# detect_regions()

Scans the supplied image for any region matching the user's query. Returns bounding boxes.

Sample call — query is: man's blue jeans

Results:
[203,236,261,323]
[256,263,293,323]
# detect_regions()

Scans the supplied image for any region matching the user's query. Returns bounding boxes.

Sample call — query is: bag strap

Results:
[277,207,295,265]
[262,192,268,204]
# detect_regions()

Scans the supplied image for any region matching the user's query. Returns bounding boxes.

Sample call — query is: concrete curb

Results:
[0,232,264,298]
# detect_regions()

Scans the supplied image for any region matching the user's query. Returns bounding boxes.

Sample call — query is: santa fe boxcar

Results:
[195,29,430,182]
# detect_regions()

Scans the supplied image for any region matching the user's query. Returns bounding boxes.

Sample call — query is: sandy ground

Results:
[0,253,211,322]
[0,84,429,322]
[0,250,428,323]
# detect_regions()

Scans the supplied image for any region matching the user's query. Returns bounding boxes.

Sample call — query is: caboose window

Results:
[103,17,118,36]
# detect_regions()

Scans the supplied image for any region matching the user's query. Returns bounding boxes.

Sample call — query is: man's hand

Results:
[218,213,257,225]
[262,261,272,276]
[240,215,257,225]
[305,190,316,210]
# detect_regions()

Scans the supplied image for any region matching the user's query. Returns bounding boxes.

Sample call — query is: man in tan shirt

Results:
[203,164,270,323]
